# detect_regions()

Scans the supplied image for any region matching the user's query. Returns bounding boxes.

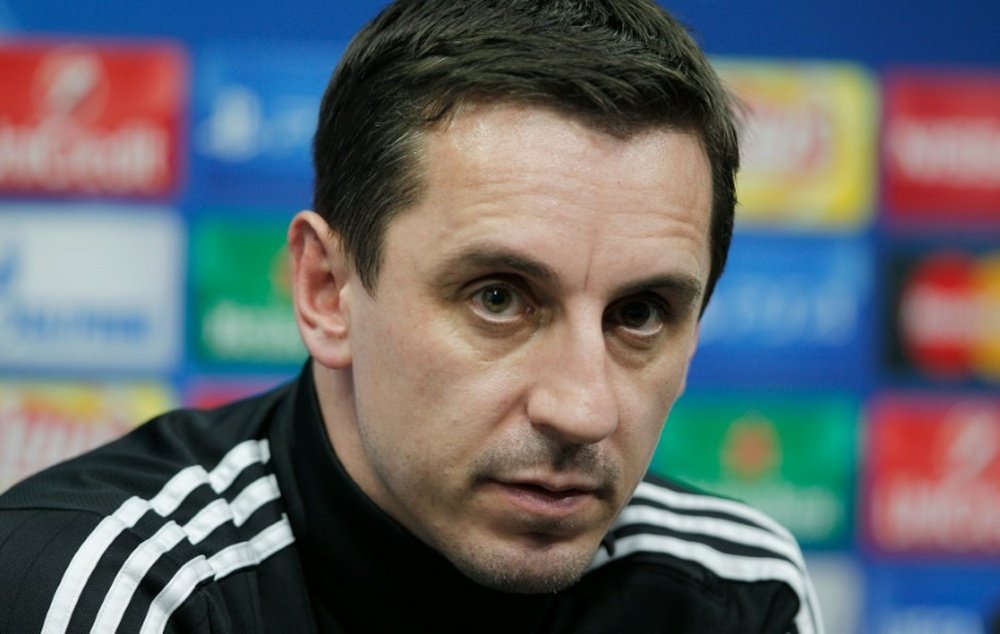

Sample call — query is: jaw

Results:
[439,526,605,594]
[415,485,620,594]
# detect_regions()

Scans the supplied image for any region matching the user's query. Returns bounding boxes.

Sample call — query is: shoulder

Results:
[0,387,296,633]
[586,474,823,634]
[0,507,106,632]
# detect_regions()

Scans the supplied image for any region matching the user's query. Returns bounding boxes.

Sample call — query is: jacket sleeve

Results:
[0,508,104,633]
[0,506,221,634]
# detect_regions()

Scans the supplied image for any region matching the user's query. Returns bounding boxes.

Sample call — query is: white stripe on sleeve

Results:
[607,504,806,570]
[89,473,285,632]
[41,439,272,634]
[594,532,819,634]
[631,481,798,544]
[138,516,295,634]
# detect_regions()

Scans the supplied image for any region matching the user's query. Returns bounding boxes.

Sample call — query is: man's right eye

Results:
[481,286,513,313]
[469,283,530,323]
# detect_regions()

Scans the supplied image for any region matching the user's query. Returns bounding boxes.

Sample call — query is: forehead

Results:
[429,103,704,179]
[391,103,713,290]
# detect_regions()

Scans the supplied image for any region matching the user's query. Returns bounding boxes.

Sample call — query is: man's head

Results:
[290,0,737,595]
[312,0,738,311]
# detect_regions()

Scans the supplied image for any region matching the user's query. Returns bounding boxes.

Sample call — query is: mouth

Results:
[485,478,602,520]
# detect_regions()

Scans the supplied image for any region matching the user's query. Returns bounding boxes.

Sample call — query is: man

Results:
[0,1,822,632]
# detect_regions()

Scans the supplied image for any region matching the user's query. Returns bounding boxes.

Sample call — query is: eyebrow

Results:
[435,243,704,309]
[612,274,704,313]
[435,245,559,285]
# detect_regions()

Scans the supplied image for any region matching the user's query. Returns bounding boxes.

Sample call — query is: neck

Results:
[285,360,552,631]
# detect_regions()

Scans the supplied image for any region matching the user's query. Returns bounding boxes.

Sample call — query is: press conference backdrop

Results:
[0,1,998,632]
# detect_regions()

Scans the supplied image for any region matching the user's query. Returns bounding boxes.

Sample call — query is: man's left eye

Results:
[607,298,665,336]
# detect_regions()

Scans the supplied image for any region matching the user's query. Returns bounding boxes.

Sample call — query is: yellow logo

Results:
[714,58,877,228]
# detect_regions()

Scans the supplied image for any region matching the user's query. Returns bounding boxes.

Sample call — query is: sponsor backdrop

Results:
[0,1,997,632]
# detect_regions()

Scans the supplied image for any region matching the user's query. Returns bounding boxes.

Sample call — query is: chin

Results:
[449,535,599,594]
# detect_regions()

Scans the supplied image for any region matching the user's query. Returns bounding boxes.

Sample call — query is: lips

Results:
[486,477,601,520]
[510,482,590,499]
[512,478,596,493]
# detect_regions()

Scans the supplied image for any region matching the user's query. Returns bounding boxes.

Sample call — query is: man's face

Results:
[327,104,712,592]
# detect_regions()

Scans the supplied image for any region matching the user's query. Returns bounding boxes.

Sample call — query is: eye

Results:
[606,297,666,337]
[481,286,513,313]
[469,282,530,322]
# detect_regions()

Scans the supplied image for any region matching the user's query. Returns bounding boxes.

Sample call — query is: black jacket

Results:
[0,365,822,633]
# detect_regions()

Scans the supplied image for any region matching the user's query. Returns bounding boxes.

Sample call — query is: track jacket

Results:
[0,364,822,633]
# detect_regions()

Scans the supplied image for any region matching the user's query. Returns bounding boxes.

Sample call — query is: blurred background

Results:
[0,1,998,632]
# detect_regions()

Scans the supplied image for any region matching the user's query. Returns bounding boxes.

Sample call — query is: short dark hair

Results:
[313,0,739,311]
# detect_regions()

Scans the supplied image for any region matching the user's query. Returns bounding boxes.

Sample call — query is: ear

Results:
[288,210,353,369]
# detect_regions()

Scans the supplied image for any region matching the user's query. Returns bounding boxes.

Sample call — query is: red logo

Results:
[720,415,782,482]
[866,396,1000,554]
[882,72,1000,222]
[897,249,1000,383]
[0,41,186,197]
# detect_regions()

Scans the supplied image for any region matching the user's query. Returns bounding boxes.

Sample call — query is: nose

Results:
[526,322,619,445]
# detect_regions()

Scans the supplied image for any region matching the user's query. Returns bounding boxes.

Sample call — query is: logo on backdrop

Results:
[189,41,344,204]
[0,382,173,492]
[197,85,316,165]
[882,72,1000,222]
[691,233,872,387]
[865,563,1000,634]
[721,415,782,482]
[0,42,185,197]
[867,397,1000,554]
[191,214,306,366]
[651,395,857,548]
[888,248,1000,384]
[0,207,183,372]
[714,59,877,227]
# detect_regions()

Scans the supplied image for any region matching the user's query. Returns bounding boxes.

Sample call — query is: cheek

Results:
[356,308,522,452]
[616,356,691,465]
